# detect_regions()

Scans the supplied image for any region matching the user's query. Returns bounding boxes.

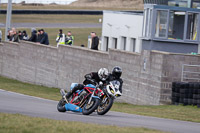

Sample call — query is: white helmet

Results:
[98,68,109,81]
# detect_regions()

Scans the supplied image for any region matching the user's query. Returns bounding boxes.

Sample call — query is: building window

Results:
[130,38,136,52]
[147,9,153,37]
[121,37,126,50]
[186,12,198,41]
[168,11,186,40]
[168,11,174,39]
[104,37,109,51]
[193,1,200,8]
[143,5,200,43]
[155,10,168,38]
[143,8,153,38]
[143,9,148,37]
[112,38,118,49]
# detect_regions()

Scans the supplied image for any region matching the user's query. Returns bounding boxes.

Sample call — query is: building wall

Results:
[1,41,200,105]
[160,52,200,104]
[142,40,199,53]
[101,11,143,53]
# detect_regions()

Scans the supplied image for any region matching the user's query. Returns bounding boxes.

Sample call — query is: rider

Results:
[108,66,123,93]
[65,68,109,98]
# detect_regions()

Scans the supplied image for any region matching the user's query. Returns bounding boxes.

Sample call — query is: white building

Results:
[101,11,143,53]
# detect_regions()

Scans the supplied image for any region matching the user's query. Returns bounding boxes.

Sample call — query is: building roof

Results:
[145,4,200,12]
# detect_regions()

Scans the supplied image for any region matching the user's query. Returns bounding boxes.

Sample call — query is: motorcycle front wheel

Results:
[82,98,100,115]
[57,99,66,112]
[97,96,114,115]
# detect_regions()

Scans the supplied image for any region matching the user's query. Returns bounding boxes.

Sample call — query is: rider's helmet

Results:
[98,68,109,81]
[112,66,122,79]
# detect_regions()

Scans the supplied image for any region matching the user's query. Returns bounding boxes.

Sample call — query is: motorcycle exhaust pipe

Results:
[60,89,69,104]
[60,89,66,97]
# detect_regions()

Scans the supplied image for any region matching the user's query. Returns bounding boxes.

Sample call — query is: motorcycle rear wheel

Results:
[82,98,100,115]
[57,99,66,112]
[97,97,114,115]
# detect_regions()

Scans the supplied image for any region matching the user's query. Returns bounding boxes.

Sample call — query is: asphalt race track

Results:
[0,89,200,133]
[0,23,102,28]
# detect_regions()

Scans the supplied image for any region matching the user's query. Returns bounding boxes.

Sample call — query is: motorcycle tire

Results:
[82,98,100,115]
[57,99,66,112]
[97,97,114,115]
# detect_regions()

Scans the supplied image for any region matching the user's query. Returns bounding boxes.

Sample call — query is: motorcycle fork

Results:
[79,93,89,108]
[88,88,96,104]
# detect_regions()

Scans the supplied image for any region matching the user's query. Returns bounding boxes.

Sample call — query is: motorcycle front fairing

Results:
[65,83,99,113]
[65,103,82,112]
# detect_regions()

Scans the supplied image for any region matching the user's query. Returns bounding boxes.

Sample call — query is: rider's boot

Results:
[65,91,72,99]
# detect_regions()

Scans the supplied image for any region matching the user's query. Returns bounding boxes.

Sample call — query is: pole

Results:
[188,0,193,8]
[0,0,1,17]
[5,0,12,41]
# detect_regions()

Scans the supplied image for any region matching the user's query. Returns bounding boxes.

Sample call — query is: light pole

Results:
[5,0,12,41]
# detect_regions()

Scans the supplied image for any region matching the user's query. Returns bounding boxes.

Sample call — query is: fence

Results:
[143,0,169,5]
[181,64,200,82]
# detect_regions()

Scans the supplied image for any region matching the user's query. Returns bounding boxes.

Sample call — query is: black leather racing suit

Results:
[66,72,123,98]
[83,72,105,85]
[66,72,104,98]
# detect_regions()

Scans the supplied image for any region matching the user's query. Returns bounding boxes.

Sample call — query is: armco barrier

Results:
[0,10,103,15]
[0,10,143,15]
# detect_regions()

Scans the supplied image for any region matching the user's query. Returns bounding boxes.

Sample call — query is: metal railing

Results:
[181,64,200,82]
[143,0,169,5]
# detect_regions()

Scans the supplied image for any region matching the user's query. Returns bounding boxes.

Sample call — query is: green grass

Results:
[111,103,200,123]
[0,113,165,133]
[0,13,102,46]
[0,4,139,10]
[0,14,103,23]
[0,28,102,47]
[0,76,200,123]
[0,76,61,101]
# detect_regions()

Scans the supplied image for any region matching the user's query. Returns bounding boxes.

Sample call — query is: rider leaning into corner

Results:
[107,66,123,93]
[65,66,123,99]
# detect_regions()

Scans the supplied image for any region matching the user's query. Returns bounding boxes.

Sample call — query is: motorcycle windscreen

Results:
[70,83,78,90]
[85,84,96,88]
[65,103,82,112]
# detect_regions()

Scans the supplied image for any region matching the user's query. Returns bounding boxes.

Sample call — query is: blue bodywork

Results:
[85,84,96,88]
[65,83,99,113]
[65,103,82,112]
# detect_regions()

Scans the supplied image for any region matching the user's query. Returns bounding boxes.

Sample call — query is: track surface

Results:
[0,23,102,28]
[0,89,200,133]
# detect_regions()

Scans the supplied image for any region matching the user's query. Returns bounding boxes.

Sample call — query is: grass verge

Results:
[0,13,102,46]
[0,4,140,10]
[0,76,61,101]
[112,103,200,123]
[0,14,103,24]
[0,113,165,133]
[0,76,200,123]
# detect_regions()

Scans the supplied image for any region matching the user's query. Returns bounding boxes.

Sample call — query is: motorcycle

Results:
[57,83,102,115]
[97,80,122,115]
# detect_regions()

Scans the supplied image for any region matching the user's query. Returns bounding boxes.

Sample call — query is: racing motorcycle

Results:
[97,80,122,115]
[57,83,102,115]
